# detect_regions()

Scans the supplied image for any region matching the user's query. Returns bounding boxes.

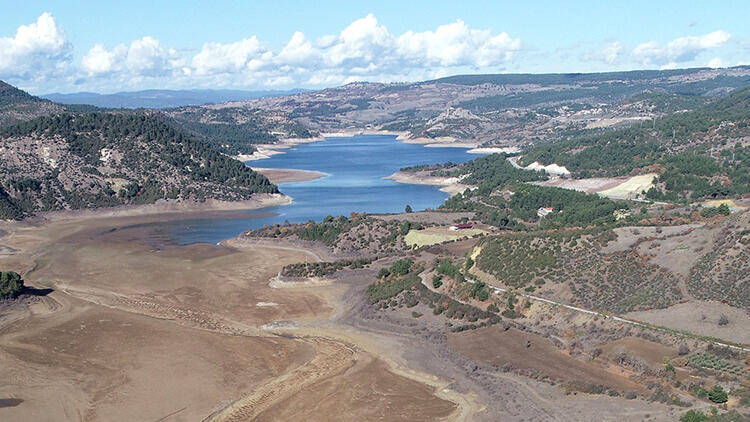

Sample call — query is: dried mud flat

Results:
[0,211,458,422]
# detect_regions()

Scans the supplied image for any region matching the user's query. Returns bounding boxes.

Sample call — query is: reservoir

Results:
[160,134,482,244]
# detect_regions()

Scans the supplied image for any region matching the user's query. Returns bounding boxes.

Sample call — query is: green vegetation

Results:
[686,352,747,377]
[700,204,731,218]
[689,215,750,308]
[366,259,421,304]
[454,153,545,186]
[476,229,682,312]
[280,259,372,278]
[646,150,750,202]
[168,107,315,155]
[709,386,729,404]
[680,409,750,422]
[434,258,465,282]
[0,271,24,299]
[444,183,626,230]
[517,88,750,201]
[249,214,414,255]
[0,185,25,220]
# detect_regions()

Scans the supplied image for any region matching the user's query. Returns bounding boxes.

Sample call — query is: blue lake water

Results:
[159,135,482,244]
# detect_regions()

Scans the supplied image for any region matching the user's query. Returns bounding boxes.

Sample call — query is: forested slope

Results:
[0,113,278,219]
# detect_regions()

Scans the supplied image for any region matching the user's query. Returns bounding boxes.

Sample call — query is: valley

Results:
[2,65,750,421]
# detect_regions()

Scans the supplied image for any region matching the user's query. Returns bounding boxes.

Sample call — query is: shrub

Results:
[680,410,708,422]
[708,385,728,403]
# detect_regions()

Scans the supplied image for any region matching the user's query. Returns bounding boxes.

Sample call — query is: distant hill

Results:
[42,88,312,109]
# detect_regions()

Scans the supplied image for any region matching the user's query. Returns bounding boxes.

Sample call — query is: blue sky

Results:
[2,1,749,94]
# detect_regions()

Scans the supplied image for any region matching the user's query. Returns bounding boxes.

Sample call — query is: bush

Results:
[708,385,728,403]
[390,259,414,276]
[0,271,24,299]
[680,410,708,422]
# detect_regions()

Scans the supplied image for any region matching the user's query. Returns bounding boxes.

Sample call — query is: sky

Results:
[2,0,749,94]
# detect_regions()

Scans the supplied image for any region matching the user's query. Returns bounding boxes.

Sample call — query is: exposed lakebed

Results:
[154,134,482,244]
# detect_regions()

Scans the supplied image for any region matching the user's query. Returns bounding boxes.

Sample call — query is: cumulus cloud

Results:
[397,20,521,67]
[0,12,72,80]
[185,14,521,86]
[581,41,622,65]
[633,30,731,66]
[192,36,266,75]
[82,36,183,77]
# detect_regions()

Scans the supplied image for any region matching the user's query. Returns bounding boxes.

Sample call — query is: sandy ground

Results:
[252,167,327,184]
[23,193,292,224]
[626,301,750,345]
[0,212,458,421]
[385,171,474,196]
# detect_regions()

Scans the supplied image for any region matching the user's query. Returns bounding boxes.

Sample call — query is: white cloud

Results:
[184,14,521,87]
[581,41,622,65]
[82,37,183,77]
[82,44,120,75]
[633,30,731,66]
[192,36,266,75]
[397,20,521,67]
[0,12,71,80]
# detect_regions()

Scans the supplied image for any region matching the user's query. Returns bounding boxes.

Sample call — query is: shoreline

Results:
[17,193,293,225]
[236,130,484,163]
[252,167,328,184]
[385,171,474,196]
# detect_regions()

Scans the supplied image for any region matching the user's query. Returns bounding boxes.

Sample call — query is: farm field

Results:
[405,226,487,247]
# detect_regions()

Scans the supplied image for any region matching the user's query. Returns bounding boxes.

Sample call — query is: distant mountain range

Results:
[41,88,312,109]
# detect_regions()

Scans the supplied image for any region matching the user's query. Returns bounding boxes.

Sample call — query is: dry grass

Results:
[404,227,487,247]
[598,173,656,199]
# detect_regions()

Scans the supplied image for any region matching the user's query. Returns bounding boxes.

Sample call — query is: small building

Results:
[537,207,554,218]
[449,223,474,231]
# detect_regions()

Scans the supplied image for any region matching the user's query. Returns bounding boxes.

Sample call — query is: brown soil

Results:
[600,337,678,369]
[253,357,457,421]
[448,325,646,393]
[0,212,457,421]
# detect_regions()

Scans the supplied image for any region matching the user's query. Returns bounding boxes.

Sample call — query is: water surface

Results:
[160,135,481,244]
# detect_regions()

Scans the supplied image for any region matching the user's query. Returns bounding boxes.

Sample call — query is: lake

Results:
[160,134,482,244]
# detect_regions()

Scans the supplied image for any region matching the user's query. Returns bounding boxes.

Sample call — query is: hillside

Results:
[0,113,278,219]
[517,87,750,201]
[218,66,750,145]
[163,106,318,155]
[0,81,66,127]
